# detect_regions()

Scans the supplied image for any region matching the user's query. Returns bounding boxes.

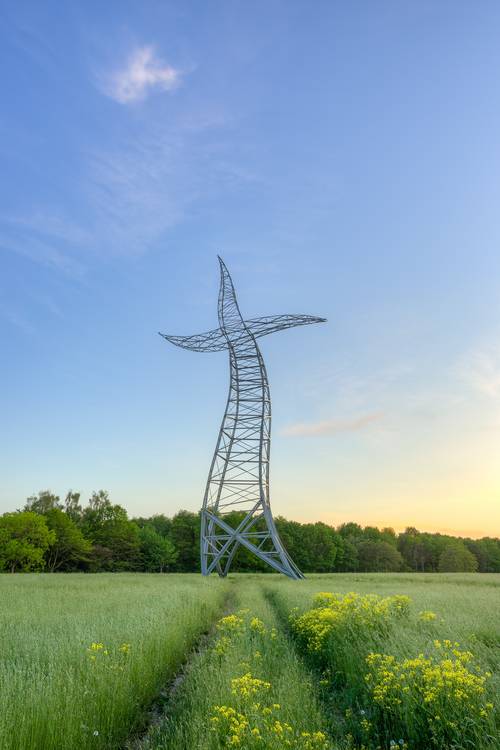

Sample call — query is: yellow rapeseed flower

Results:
[231,673,271,698]
[249,617,266,634]
[418,610,437,622]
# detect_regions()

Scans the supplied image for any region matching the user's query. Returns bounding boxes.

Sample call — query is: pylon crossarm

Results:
[159,315,326,353]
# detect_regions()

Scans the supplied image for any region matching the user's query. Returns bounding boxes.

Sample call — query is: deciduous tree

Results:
[0,512,55,572]
[357,540,403,572]
[438,541,478,572]
[44,508,92,571]
[139,525,178,572]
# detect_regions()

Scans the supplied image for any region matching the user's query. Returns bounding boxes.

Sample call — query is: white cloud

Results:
[102,46,181,104]
[281,412,383,437]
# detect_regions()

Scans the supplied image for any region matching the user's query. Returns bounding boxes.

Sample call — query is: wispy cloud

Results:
[3,212,90,246]
[1,114,251,268]
[84,130,187,254]
[457,347,500,399]
[0,305,36,335]
[101,46,182,104]
[1,42,252,272]
[83,107,256,256]
[281,412,383,437]
[0,215,87,279]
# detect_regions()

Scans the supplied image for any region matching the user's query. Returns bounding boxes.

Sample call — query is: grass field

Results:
[0,573,498,750]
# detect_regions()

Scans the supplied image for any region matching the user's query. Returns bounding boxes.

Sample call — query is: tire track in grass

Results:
[262,582,347,747]
[133,577,334,750]
[124,587,238,750]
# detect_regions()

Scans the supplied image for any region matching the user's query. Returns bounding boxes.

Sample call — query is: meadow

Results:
[0,573,498,750]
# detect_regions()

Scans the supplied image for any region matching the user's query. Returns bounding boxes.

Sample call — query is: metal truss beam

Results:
[160,256,325,579]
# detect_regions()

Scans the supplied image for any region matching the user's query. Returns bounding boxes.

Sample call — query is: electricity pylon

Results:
[160,257,325,579]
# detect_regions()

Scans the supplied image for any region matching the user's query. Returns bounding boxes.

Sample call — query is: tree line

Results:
[0,490,498,574]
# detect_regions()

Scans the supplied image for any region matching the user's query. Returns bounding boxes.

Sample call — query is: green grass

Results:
[0,574,229,750]
[136,579,331,749]
[264,573,500,672]
[264,573,500,749]
[265,572,498,631]
[1,573,499,750]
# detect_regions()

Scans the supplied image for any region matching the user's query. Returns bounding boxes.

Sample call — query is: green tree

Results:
[300,523,340,572]
[88,544,114,572]
[357,540,403,572]
[274,517,305,571]
[0,512,55,572]
[438,541,478,572]
[134,514,173,539]
[24,490,62,514]
[64,491,83,524]
[465,538,500,572]
[335,537,359,571]
[398,530,446,572]
[363,525,383,543]
[380,527,398,546]
[170,510,199,572]
[44,508,92,571]
[336,522,365,571]
[81,491,141,571]
[139,525,178,572]
[337,522,364,541]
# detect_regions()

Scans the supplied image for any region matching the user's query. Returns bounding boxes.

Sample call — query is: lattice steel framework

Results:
[160,257,325,579]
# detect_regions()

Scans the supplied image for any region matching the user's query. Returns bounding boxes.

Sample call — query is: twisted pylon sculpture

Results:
[160,257,325,578]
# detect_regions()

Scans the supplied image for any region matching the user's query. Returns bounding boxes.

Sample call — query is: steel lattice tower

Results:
[160,257,325,579]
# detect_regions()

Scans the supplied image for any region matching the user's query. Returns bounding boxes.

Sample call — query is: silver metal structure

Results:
[160,257,325,579]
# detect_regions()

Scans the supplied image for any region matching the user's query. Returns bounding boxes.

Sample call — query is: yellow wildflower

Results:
[249,617,266,634]
[418,610,437,622]
[231,672,271,698]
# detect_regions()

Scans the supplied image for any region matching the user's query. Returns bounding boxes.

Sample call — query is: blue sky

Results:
[1,1,499,536]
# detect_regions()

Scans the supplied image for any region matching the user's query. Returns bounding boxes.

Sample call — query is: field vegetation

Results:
[0,573,498,750]
[1,490,499,574]
[136,581,331,750]
[267,574,500,750]
[0,574,229,750]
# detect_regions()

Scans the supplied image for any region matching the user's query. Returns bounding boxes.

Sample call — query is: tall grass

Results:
[0,573,229,750]
[137,578,331,749]
[1,573,499,750]
[264,573,500,749]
